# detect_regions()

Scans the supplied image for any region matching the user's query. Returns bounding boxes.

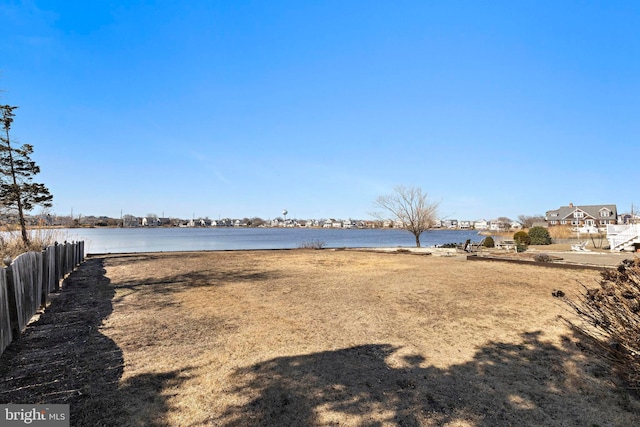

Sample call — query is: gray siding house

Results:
[545,203,617,228]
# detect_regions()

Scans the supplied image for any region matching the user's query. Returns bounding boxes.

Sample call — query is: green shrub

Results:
[529,226,551,245]
[513,230,530,252]
[482,236,495,248]
[513,230,531,246]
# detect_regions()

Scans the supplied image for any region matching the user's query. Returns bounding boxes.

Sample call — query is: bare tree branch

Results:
[373,185,440,247]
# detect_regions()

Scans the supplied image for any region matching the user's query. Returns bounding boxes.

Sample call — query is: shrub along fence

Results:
[0,241,84,356]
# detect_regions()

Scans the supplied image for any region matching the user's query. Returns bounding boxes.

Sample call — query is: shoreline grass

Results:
[0,225,68,259]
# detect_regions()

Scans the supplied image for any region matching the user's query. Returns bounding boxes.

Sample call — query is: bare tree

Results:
[496,217,512,231]
[373,185,440,247]
[518,214,545,228]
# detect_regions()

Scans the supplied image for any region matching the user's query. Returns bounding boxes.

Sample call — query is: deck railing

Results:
[607,224,640,251]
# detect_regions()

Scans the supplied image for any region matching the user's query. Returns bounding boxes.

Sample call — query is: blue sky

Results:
[1,1,639,221]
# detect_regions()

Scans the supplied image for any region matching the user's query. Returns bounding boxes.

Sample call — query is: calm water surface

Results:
[56,227,485,254]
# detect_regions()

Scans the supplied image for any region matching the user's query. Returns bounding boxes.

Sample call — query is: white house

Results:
[473,220,489,230]
[459,220,472,230]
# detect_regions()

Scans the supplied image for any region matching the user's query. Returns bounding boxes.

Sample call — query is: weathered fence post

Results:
[45,245,56,295]
[41,248,48,307]
[0,264,13,354]
[65,241,72,276]
[4,264,20,339]
[32,251,43,311]
[54,242,61,291]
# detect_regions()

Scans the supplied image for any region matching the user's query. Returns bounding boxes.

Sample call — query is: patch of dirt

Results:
[1,250,639,426]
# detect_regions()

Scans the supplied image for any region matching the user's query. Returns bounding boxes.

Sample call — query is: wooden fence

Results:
[0,241,84,356]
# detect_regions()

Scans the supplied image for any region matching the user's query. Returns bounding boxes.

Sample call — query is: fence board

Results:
[11,253,42,332]
[44,246,56,293]
[55,243,63,286]
[0,268,11,355]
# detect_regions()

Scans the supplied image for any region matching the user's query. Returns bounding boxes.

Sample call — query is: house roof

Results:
[545,204,617,220]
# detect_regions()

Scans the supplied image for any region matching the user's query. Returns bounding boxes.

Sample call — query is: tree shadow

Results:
[0,258,191,426]
[220,332,640,426]
[104,253,281,306]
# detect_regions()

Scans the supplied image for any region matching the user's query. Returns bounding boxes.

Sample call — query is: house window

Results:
[550,220,557,225]
[600,210,610,217]
[572,220,579,225]
[561,220,567,225]
[574,211,584,218]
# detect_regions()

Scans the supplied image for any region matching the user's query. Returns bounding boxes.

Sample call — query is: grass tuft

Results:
[298,239,326,249]
[0,226,67,259]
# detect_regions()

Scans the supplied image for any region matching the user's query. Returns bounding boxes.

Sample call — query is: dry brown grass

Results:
[2,250,640,426]
[548,226,575,240]
[0,226,67,259]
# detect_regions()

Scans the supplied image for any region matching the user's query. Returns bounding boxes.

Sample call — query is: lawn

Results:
[1,249,639,426]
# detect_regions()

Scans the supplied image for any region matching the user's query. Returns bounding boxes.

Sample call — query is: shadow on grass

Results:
[220,332,639,426]
[0,258,191,426]
[107,255,281,306]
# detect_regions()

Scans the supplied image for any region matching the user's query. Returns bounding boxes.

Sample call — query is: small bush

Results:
[565,259,640,389]
[529,226,552,245]
[439,243,458,248]
[513,230,531,246]
[482,236,495,248]
[298,240,326,249]
[534,253,554,262]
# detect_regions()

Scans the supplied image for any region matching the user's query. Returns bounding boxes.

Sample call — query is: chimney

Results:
[569,202,574,208]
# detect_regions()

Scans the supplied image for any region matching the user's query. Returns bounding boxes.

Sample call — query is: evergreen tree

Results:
[0,105,53,245]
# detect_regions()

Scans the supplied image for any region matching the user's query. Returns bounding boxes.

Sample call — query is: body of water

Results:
[53,227,485,254]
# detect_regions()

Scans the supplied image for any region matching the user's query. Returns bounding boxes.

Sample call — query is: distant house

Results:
[123,215,140,227]
[489,221,503,231]
[141,216,160,227]
[459,220,472,230]
[473,220,489,230]
[618,212,640,225]
[342,220,356,228]
[381,219,401,228]
[545,203,617,228]
[442,219,458,229]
